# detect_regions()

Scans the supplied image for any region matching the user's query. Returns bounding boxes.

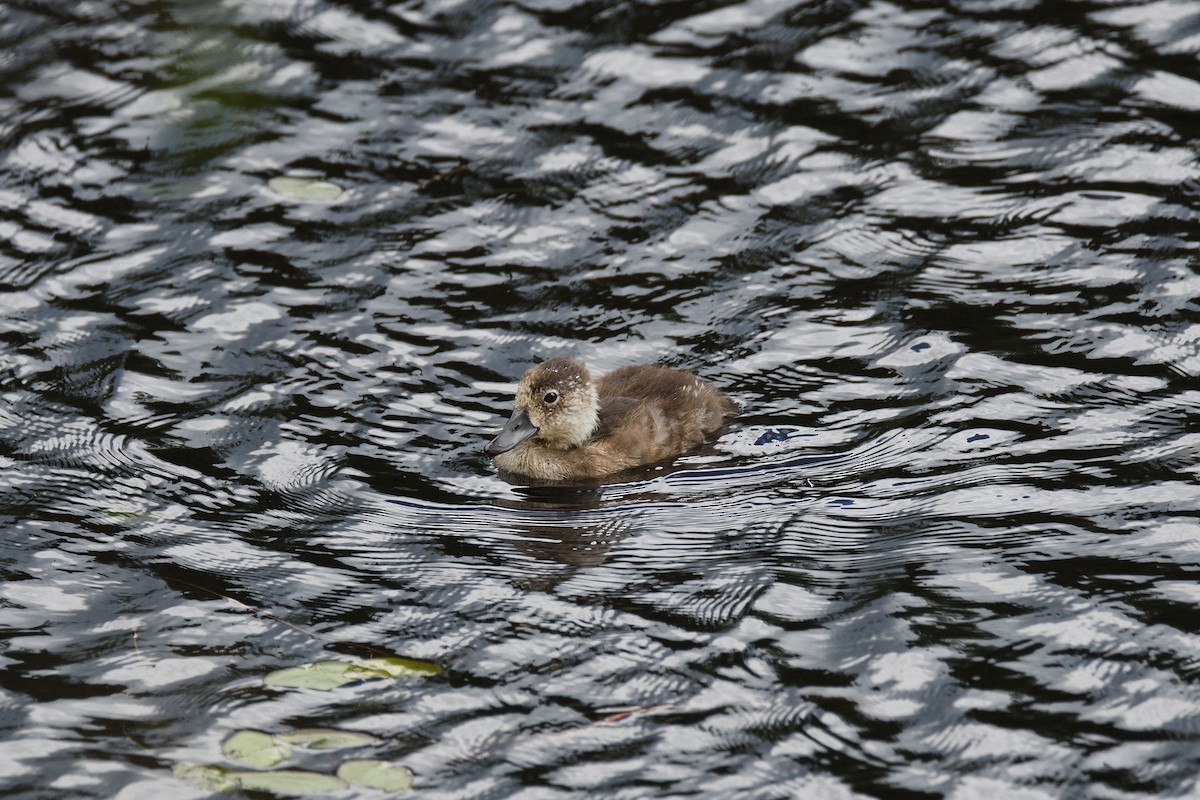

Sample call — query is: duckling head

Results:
[484,356,600,457]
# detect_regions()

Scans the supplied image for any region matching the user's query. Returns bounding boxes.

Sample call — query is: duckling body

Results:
[484,356,736,481]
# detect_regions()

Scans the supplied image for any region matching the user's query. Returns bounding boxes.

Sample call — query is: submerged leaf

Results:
[101,508,156,523]
[268,176,343,202]
[278,728,378,750]
[222,729,292,769]
[337,760,414,792]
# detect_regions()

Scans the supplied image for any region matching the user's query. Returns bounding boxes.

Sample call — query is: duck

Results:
[484,356,737,482]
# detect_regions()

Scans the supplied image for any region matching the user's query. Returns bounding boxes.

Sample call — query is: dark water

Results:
[3,0,1200,797]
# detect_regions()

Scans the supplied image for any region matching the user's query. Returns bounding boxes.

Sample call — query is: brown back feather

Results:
[590,365,736,459]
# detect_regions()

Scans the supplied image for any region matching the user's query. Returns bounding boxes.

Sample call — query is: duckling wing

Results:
[591,396,694,466]
[589,365,736,470]
[598,365,736,428]
[594,396,638,440]
[597,365,683,402]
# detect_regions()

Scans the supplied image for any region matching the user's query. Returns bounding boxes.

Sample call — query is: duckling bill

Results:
[484,356,736,481]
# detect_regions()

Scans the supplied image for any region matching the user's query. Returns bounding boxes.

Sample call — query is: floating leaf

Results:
[222,729,292,769]
[337,760,414,793]
[174,763,237,792]
[266,657,442,691]
[265,660,360,691]
[278,728,378,750]
[357,657,443,679]
[268,176,343,202]
[174,762,345,795]
[233,769,347,795]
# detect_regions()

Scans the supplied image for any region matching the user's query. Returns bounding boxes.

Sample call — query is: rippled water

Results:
[3,0,1200,797]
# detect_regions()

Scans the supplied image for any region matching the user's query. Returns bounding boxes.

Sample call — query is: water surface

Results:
[2,0,1200,797]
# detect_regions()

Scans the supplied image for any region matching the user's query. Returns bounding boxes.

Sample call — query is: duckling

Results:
[484,356,737,481]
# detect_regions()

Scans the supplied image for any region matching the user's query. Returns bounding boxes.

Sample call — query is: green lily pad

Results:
[265,660,360,691]
[175,763,349,795]
[222,729,292,769]
[336,760,414,792]
[265,657,442,691]
[233,769,348,795]
[354,657,444,679]
[278,728,378,750]
[174,763,238,792]
[268,176,343,202]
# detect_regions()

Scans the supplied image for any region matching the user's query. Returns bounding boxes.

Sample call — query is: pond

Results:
[3,0,1200,797]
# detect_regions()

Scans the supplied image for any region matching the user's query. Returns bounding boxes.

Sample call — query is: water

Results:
[2,0,1200,797]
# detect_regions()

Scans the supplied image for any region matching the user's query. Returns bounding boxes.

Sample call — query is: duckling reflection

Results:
[515,520,623,569]
[484,494,633,591]
[484,356,736,482]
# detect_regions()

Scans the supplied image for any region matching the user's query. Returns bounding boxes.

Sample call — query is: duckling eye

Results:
[543,390,559,405]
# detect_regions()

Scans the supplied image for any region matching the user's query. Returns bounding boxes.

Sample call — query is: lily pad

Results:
[265,660,360,691]
[278,728,378,750]
[336,760,414,792]
[175,763,348,795]
[174,763,238,792]
[268,176,343,202]
[353,657,444,679]
[222,729,292,769]
[265,657,442,691]
[233,769,348,795]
